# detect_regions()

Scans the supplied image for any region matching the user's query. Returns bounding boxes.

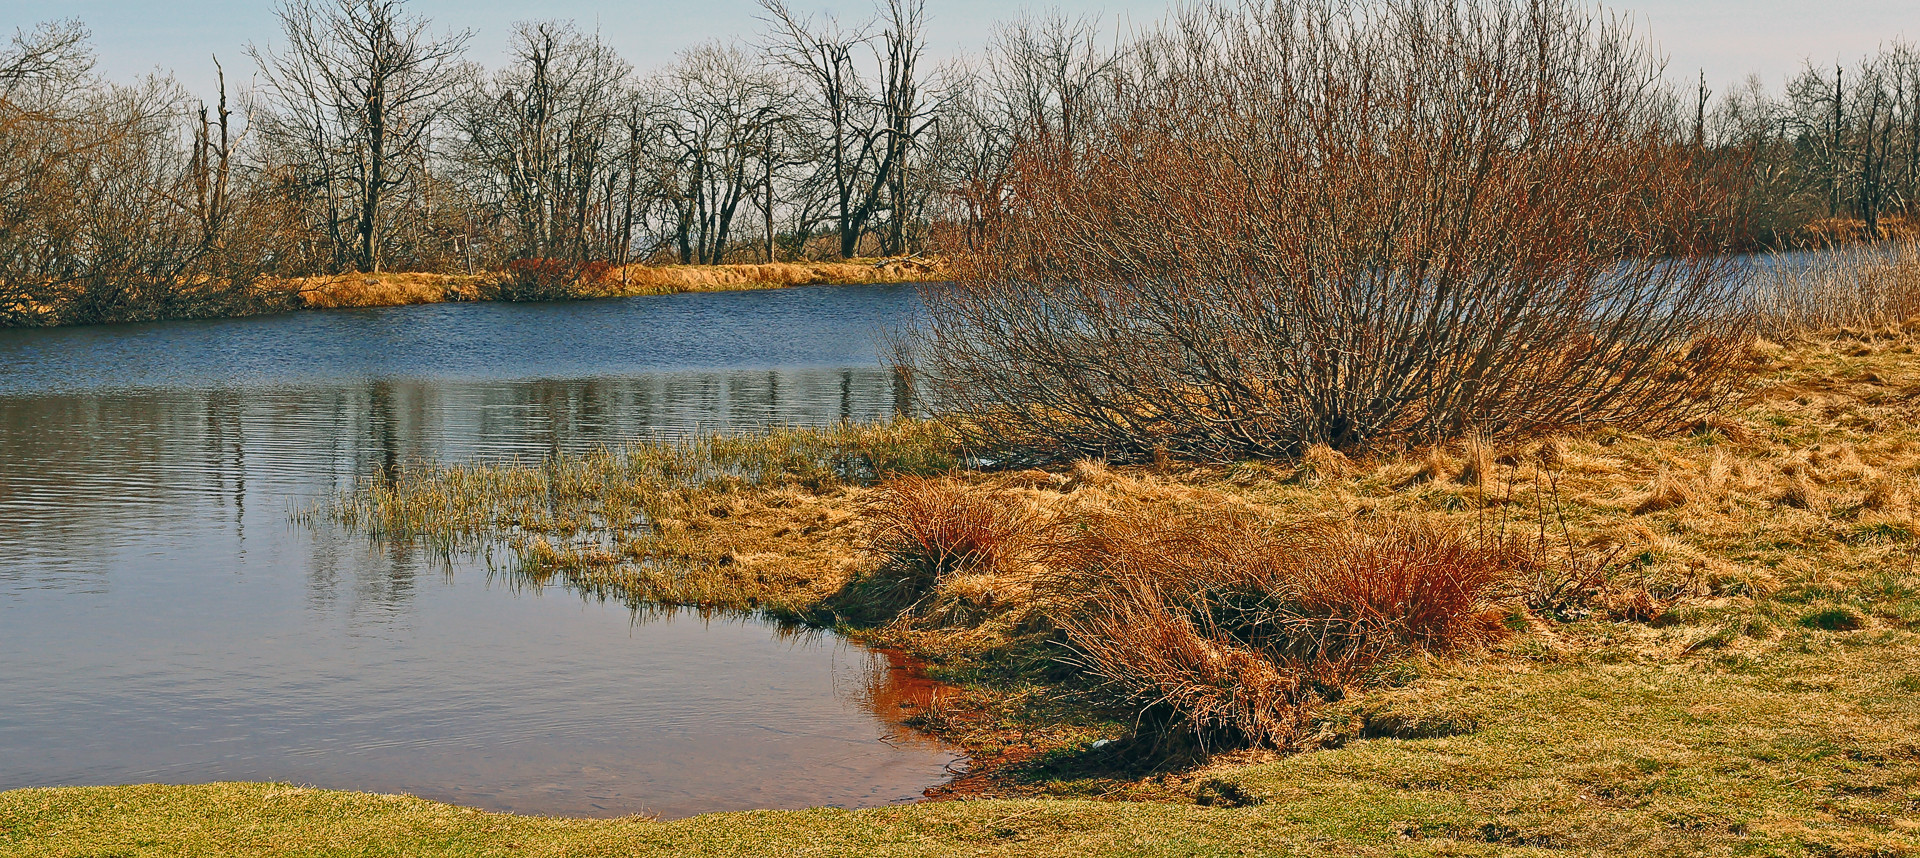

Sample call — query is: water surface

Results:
[0,284,960,818]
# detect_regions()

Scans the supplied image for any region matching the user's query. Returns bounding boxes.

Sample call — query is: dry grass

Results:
[284,272,492,308]
[859,476,1061,608]
[277,257,947,312]
[1753,239,1920,335]
[1060,512,1517,749]
[604,258,947,296]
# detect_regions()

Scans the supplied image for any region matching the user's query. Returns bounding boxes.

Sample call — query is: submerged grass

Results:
[330,419,961,615]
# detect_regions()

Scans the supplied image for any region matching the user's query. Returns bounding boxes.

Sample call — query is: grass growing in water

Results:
[328,419,961,615]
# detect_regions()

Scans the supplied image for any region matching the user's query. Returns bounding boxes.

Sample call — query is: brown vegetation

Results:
[1060,512,1517,748]
[909,0,1753,463]
[279,257,945,310]
[1753,238,1920,333]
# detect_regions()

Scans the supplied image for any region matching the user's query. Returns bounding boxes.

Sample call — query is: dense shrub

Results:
[905,0,1754,462]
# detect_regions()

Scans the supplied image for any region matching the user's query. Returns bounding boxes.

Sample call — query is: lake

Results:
[0,284,963,819]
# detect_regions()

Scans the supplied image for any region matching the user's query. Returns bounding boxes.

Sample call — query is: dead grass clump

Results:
[1062,458,1116,492]
[1398,446,1458,487]
[1864,476,1913,514]
[1297,444,1356,487]
[854,476,1059,616]
[1779,463,1823,510]
[1633,467,1694,515]
[1062,513,1517,749]
[1065,573,1311,748]
[1456,437,1496,491]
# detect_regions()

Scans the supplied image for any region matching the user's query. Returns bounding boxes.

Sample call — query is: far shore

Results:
[286,257,949,311]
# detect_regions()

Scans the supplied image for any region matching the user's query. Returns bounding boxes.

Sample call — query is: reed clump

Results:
[1752,240,1920,336]
[859,476,1060,609]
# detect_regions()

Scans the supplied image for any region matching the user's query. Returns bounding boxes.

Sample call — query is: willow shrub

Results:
[906,0,1754,462]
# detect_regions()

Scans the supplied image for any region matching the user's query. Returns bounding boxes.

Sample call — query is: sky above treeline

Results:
[5,0,1913,101]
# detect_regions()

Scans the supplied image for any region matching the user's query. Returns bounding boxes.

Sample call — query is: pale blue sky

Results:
[6,0,1914,100]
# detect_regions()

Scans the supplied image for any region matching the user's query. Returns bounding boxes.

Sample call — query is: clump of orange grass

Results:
[855,476,1060,614]
[1060,510,1518,749]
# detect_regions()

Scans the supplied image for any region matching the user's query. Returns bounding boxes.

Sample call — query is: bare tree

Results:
[654,43,793,265]
[455,21,630,262]
[759,0,938,258]
[250,0,470,273]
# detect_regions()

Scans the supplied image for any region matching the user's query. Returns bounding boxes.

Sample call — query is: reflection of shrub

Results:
[1061,512,1517,749]
[907,0,1751,462]
[491,258,611,301]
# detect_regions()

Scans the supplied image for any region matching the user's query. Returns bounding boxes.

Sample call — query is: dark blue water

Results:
[0,284,960,818]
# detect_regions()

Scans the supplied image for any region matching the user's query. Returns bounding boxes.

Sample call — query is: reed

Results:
[1751,240,1920,335]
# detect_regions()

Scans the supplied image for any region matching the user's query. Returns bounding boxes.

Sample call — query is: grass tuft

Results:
[1061,513,1517,749]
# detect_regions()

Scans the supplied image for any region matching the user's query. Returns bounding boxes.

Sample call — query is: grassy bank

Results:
[8,327,1920,854]
[287,257,947,310]
[5,628,1917,855]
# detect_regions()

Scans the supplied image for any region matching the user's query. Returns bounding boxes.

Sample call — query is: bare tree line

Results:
[3,0,1919,327]
[1706,43,1920,246]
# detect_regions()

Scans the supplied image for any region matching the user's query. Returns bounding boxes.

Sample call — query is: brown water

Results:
[0,284,964,818]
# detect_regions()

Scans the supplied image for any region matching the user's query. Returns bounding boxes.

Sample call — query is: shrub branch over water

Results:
[907,0,1755,462]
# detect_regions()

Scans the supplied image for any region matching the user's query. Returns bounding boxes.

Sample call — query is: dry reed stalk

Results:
[1752,240,1920,336]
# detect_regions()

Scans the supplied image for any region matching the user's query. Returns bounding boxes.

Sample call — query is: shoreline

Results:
[288,257,948,311]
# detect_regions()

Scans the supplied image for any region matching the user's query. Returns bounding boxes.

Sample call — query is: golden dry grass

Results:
[283,272,492,308]
[281,257,947,311]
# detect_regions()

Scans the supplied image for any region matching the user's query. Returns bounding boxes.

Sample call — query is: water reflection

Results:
[0,369,906,595]
[0,285,960,818]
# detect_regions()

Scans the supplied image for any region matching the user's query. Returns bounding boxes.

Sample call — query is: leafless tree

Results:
[454,21,631,262]
[759,0,939,258]
[653,43,793,265]
[249,0,470,273]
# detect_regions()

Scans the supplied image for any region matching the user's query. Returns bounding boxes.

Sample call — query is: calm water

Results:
[0,284,964,818]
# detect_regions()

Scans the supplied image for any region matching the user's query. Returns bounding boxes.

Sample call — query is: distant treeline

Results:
[1705,46,1920,248]
[0,0,1916,326]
